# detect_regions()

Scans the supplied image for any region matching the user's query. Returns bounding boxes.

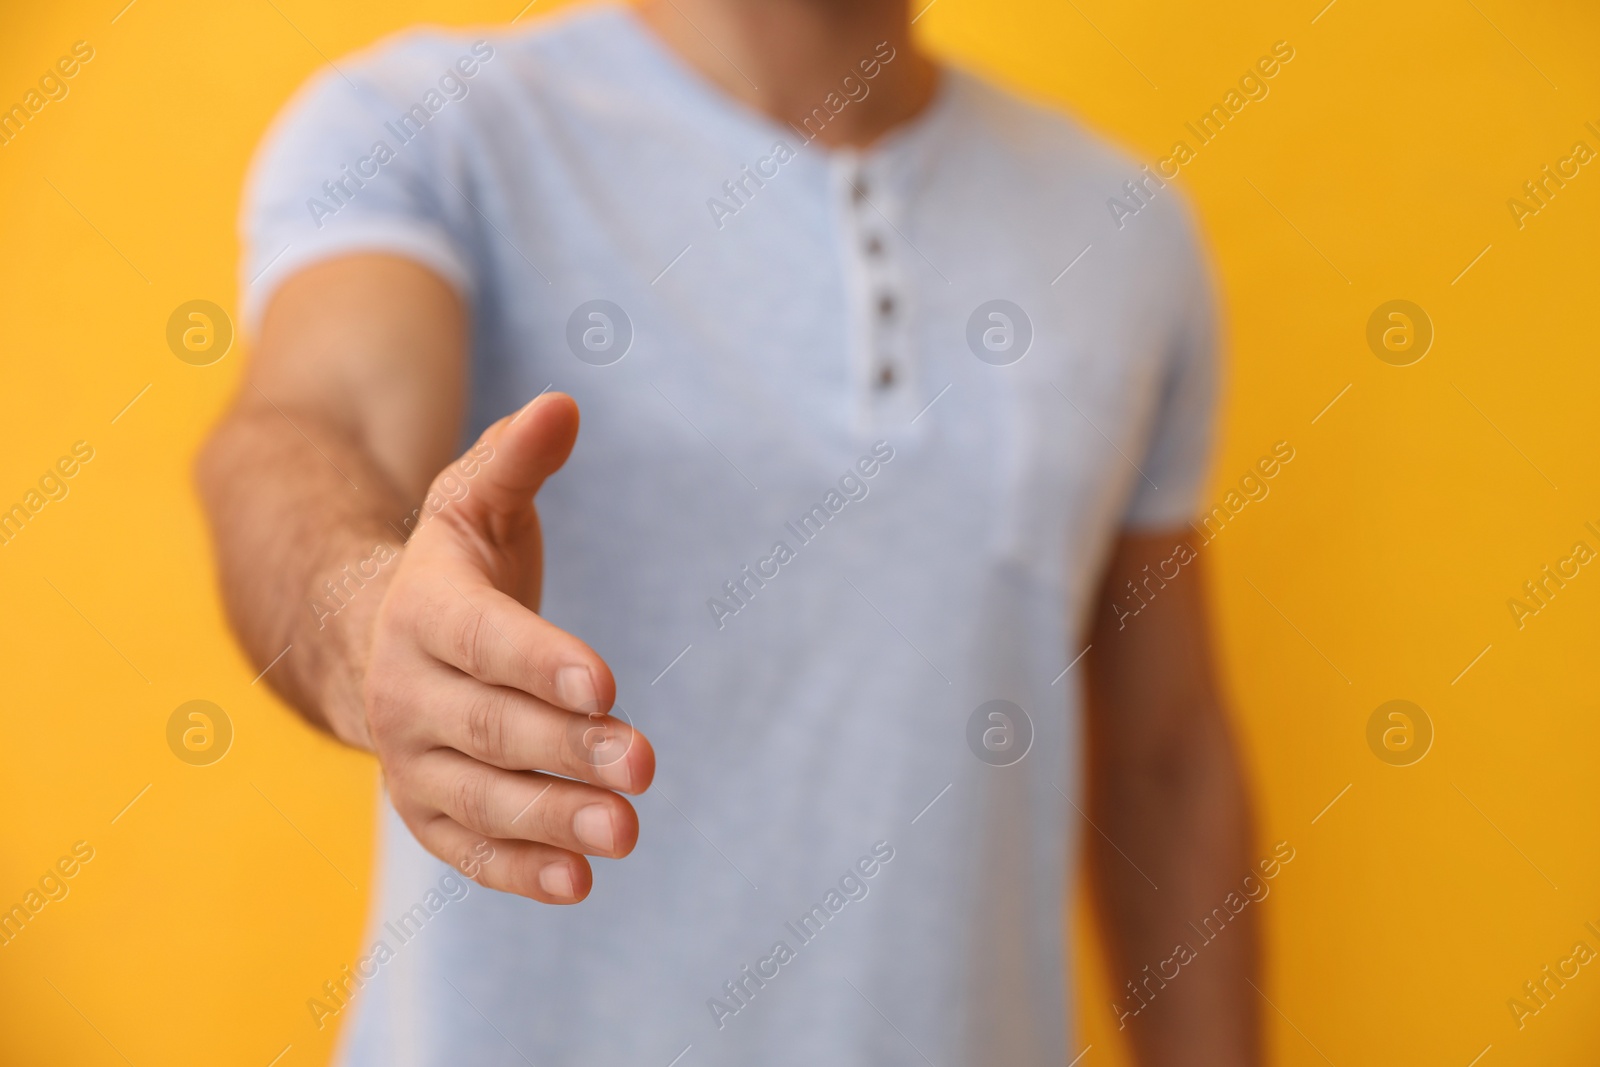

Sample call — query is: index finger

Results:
[417,576,616,716]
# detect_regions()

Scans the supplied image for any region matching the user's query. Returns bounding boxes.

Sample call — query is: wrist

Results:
[301,536,405,750]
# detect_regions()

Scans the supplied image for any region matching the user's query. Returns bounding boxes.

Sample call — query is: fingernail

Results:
[555,666,597,713]
[573,804,615,854]
[539,862,575,900]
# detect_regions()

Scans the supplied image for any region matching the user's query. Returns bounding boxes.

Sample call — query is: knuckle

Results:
[453,844,491,884]
[450,609,492,677]
[525,785,567,842]
[417,818,486,887]
[519,793,555,840]
[463,689,513,764]
[450,769,497,832]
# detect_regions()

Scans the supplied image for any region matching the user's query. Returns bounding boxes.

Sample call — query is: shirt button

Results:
[852,180,870,203]
[877,293,896,318]
[875,364,897,389]
[865,235,884,256]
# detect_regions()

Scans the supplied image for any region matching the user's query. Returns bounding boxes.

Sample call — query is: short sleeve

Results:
[237,57,476,337]
[1120,214,1222,530]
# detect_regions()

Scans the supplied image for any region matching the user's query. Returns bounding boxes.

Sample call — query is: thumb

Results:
[452,391,580,522]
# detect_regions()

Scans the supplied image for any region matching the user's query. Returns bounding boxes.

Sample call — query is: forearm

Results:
[196,396,411,748]
[1089,704,1260,1065]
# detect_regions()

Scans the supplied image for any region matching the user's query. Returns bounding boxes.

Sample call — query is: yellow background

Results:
[3,1,1598,1063]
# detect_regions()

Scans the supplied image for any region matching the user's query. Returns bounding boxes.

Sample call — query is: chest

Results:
[456,114,1170,601]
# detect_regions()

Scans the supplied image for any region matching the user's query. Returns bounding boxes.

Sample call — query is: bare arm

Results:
[1083,531,1260,1066]
[197,255,464,745]
[196,254,654,902]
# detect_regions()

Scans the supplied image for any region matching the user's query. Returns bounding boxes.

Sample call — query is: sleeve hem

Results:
[238,223,473,338]
[1120,496,1207,533]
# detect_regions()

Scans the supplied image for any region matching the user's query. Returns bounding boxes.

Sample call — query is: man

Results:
[198,0,1260,1063]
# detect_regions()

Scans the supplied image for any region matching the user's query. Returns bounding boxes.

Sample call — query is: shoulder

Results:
[272,5,621,120]
[944,68,1206,262]
[947,71,1129,180]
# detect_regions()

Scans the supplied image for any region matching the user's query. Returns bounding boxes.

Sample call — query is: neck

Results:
[634,0,940,148]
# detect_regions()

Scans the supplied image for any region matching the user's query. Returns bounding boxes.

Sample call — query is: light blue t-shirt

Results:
[241,5,1218,1064]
